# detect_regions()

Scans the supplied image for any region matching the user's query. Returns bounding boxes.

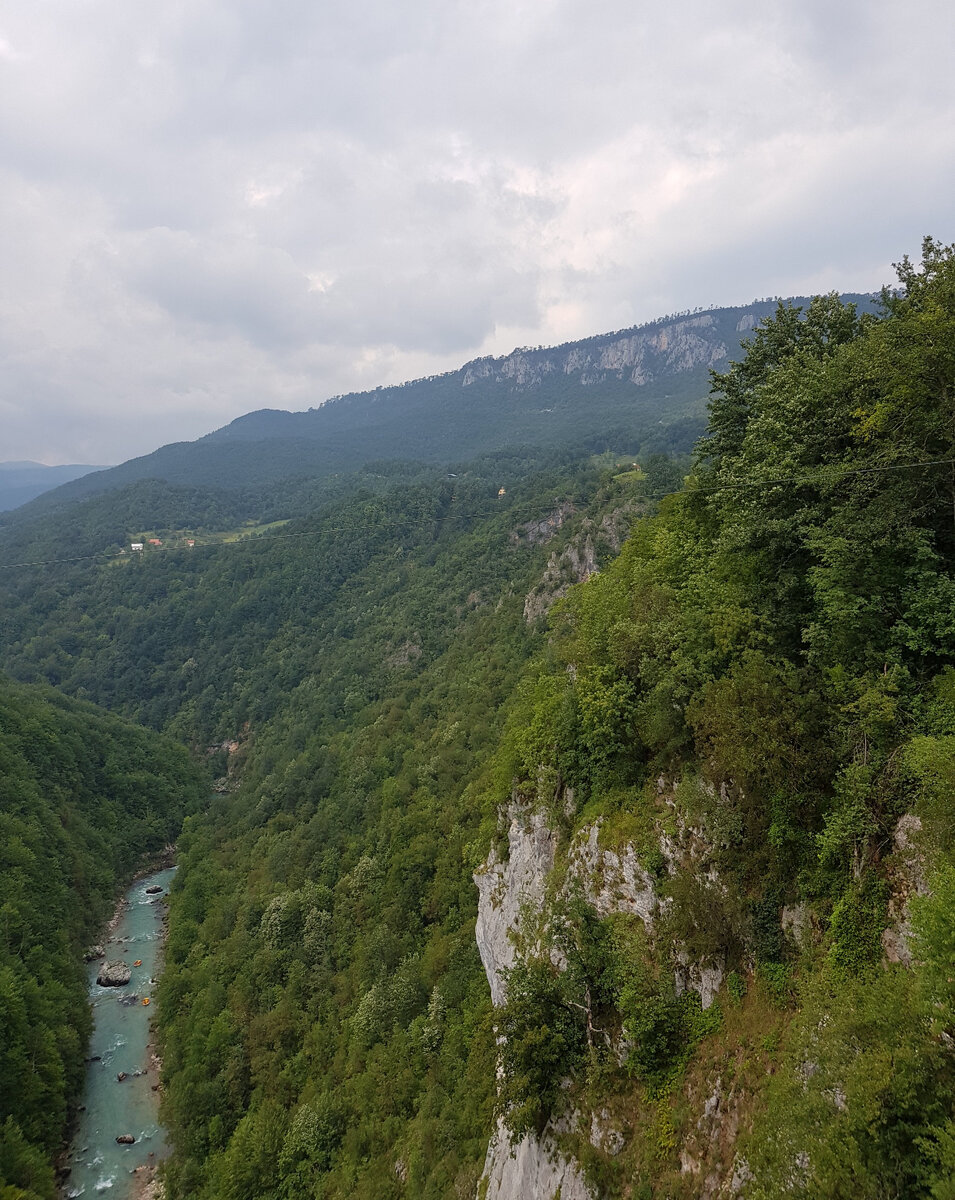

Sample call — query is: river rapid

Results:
[63,867,176,1199]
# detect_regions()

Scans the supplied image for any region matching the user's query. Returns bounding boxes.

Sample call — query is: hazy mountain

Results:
[0,461,107,512]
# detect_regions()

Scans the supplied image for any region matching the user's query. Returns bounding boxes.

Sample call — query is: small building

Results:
[131,543,144,552]
[497,487,506,497]
[148,538,162,546]
[186,539,195,548]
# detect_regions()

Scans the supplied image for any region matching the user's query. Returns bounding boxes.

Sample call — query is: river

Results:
[63,867,176,1199]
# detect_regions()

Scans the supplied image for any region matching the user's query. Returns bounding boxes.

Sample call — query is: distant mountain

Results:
[8,295,877,517]
[0,460,107,512]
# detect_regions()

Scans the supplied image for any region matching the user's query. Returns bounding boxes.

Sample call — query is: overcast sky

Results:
[2,0,954,465]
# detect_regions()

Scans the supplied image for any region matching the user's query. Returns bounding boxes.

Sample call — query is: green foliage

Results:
[828,876,889,976]
[725,970,747,1007]
[745,960,955,1199]
[470,241,955,1191]
[109,465,639,1198]
[496,958,587,1137]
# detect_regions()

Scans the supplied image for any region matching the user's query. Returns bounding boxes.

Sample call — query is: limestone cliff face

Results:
[567,822,659,923]
[523,535,599,624]
[473,795,731,1199]
[882,813,928,966]
[474,804,596,1200]
[461,314,728,391]
[474,805,557,1008]
[479,1118,594,1200]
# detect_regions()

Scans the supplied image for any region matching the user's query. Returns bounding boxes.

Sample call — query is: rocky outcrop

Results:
[97,961,132,987]
[480,1119,594,1200]
[567,822,658,923]
[589,1108,626,1156]
[781,902,817,951]
[570,808,725,1009]
[473,791,731,1198]
[474,804,556,1007]
[462,313,728,391]
[523,535,599,623]
[675,953,725,1011]
[676,1077,746,1199]
[474,805,595,1199]
[882,813,928,966]
[510,502,575,548]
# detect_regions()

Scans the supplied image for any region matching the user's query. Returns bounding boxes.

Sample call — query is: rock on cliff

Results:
[474,803,595,1200]
[479,1119,594,1200]
[472,788,734,1198]
[882,813,929,966]
[523,536,599,624]
[474,804,557,1008]
[462,314,728,391]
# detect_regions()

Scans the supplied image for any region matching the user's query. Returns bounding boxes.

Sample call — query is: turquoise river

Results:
[63,867,176,1198]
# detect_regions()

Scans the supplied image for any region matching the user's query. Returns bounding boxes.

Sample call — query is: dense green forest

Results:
[2,242,955,1197]
[0,452,653,745]
[0,680,206,1200]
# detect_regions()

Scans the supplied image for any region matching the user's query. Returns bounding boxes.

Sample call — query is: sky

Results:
[2,0,954,466]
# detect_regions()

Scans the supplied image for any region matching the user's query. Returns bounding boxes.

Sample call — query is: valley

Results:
[3,253,955,1199]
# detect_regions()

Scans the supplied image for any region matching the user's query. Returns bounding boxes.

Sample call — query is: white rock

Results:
[781,903,814,950]
[566,822,658,924]
[589,1108,625,1156]
[474,805,556,1008]
[675,951,724,1010]
[882,813,928,967]
[479,1120,595,1200]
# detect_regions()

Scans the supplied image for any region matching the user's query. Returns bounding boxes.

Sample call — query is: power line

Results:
[1,455,954,572]
[687,456,955,493]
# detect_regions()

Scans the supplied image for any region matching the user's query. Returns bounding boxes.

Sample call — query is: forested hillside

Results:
[2,242,954,1198]
[0,451,647,1196]
[0,680,206,1200]
[472,239,955,1196]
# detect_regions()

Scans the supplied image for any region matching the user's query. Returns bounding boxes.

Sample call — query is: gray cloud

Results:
[1,0,954,463]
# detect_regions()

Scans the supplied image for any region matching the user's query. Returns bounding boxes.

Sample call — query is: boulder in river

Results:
[116,1134,135,1145]
[84,944,105,962]
[117,1072,127,1082]
[145,885,163,894]
[97,961,131,986]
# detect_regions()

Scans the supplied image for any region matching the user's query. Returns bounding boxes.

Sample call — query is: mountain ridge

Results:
[6,294,876,519]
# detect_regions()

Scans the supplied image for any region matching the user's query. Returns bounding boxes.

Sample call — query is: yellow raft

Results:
[142,997,150,1006]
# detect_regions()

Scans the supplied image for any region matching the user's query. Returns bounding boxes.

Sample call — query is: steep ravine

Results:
[65,869,175,1200]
